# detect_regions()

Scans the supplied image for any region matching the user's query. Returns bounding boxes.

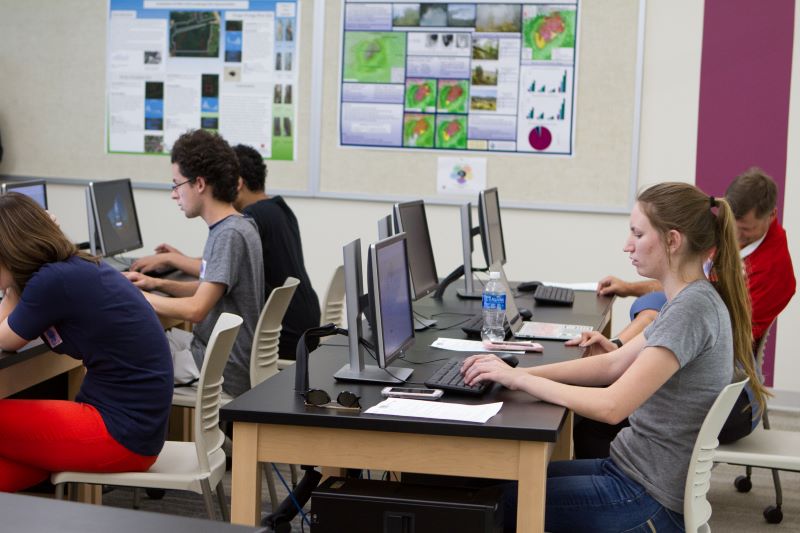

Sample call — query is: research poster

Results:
[107,0,298,160]
[339,1,578,155]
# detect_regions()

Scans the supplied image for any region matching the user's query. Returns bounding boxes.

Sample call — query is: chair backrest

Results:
[193,312,243,472]
[249,276,300,387]
[321,265,345,327]
[684,378,748,532]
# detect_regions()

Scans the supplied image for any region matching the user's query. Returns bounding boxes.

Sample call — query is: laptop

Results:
[497,266,592,341]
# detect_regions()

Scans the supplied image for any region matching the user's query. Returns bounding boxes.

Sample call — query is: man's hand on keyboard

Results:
[565,331,616,357]
[461,354,520,390]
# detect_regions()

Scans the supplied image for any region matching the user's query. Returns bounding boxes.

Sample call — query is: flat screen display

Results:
[394,200,439,300]
[371,234,415,367]
[2,180,48,209]
[89,179,143,256]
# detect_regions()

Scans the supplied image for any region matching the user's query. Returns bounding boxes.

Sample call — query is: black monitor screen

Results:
[479,188,506,266]
[90,179,143,256]
[370,234,415,368]
[2,180,47,210]
[394,200,439,300]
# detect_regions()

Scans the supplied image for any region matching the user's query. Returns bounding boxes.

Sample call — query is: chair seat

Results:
[172,386,233,408]
[51,442,227,494]
[715,427,800,471]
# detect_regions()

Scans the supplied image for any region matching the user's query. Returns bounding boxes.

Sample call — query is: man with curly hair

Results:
[126,129,264,397]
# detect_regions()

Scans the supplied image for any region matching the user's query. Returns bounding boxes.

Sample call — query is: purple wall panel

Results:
[695,0,795,385]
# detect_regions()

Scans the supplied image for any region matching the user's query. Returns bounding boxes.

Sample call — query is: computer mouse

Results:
[518,307,533,320]
[517,281,542,293]
[498,353,520,368]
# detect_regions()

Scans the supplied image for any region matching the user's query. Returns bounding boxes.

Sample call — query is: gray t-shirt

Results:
[610,280,733,513]
[190,214,265,397]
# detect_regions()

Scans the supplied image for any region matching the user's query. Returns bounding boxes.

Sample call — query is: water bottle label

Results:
[482,292,506,311]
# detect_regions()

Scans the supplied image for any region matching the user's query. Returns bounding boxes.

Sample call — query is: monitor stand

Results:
[333,239,413,384]
[457,203,482,299]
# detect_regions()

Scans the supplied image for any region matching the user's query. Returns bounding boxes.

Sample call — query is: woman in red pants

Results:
[0,193,173,491]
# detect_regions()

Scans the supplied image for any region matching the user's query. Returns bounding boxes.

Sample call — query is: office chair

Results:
[321,265,346,327]
[52,312,243,521]
[173,276,300,509]
[684,379,748,533]
[714,321,800,524]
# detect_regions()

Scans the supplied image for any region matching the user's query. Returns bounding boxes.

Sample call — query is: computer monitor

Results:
[87,178,143,257]
[377,214,393,240]
[478,187,506,267]
[393,200,439,300]
[334,235,415,384]
[1,179,48,209]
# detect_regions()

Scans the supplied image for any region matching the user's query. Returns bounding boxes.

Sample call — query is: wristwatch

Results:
[610,337,624,349]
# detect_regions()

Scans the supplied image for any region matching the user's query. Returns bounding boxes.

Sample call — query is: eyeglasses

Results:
[171,178,195,191]
[302,389,361,410]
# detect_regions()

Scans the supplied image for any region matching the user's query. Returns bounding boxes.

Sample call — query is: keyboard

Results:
[533,285,575,306]
[424,356,492,395]
[460,314,510,339]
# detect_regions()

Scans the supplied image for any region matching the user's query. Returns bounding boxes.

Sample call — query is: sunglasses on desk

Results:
[302,389,361,410]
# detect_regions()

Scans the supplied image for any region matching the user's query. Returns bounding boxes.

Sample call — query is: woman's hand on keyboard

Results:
[461,354,521,390]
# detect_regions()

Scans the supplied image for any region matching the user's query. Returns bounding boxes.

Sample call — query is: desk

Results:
[222,288,613,532]
[1,492,267,533]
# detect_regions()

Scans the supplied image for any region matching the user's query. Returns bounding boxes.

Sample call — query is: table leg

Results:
[516,441,548,533]
[231,422,262,525]
[551,411,573,461]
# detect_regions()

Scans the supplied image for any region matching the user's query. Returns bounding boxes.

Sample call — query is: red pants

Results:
[0,400,157,492]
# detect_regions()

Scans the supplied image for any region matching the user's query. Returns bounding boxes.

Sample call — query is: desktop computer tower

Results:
[310,477,503,533]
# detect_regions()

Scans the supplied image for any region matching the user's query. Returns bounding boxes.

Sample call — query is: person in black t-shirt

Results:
[232,144,320,357]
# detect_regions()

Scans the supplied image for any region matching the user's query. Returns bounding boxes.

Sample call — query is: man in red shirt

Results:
[574,168,795,458]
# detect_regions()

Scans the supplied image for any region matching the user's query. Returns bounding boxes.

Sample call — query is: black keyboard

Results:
[424,356,491,395]
[533,285,574,306]
[460,314,510,339]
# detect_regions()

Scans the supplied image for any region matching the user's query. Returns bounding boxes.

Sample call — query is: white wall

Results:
[17,1,800,391]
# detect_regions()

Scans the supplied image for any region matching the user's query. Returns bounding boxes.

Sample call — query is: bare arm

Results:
[597,276,663,298]
[140,281,226,323]
[617,309,658,343]
[0,288,28,351]
[463,340,679,424]
[123,271,200,298]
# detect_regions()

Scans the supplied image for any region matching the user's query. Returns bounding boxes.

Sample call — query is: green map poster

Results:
[339,1,579,156]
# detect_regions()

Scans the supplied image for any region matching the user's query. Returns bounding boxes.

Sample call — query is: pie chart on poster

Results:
[528,126,552,151]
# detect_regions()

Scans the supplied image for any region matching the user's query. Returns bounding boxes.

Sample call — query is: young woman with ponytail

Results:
[462,182,766,532]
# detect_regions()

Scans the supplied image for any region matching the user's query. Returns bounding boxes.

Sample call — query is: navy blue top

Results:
[8,256,173,456]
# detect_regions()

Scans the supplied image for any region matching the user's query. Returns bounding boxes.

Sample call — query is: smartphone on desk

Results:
[381,387,443,400]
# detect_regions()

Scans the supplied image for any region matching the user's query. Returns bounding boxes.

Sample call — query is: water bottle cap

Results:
[489,271,501,279]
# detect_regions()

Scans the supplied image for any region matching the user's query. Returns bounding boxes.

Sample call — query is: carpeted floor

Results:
[97,410,800,532]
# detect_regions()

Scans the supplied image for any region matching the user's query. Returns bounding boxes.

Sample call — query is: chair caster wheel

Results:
[763,505,783,524]
[145,488,166,500]
[733,475,752,493]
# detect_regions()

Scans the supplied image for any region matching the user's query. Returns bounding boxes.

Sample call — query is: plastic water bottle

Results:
[482,271,507,342]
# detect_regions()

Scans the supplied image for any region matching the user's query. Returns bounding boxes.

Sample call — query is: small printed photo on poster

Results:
[426,33,438,48]
[283,117,292,137]
[144,51,162,65]
[145,118,163,131]
[284,52,292,71]
[456,33,470,48]
[144,135,164,153]
[224,66,241,82]
[442,34,454,47]
[447,4,476,27]
[393,4,421,27]
[284,84,293,104]
[201,117,219,130]
[471,65,498,85]
[277,19,284,41]
[275,52,282,71]
[273,117,282,136]
[285,19,294,41]
[274,84,283,104]
[420,4,447,26]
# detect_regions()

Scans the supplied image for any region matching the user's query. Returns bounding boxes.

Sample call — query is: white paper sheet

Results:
[365,397,503,423]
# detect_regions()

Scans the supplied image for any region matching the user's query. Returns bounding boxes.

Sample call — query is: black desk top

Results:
[1,492,267,533]
[222,290,613,444]
[0,341,53,371]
